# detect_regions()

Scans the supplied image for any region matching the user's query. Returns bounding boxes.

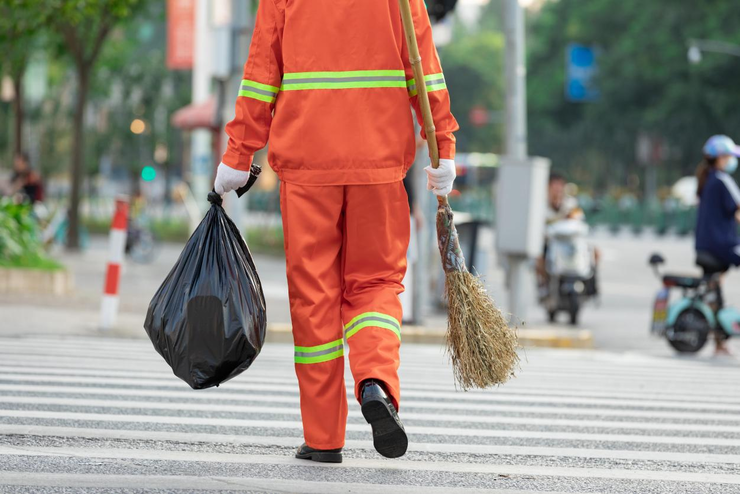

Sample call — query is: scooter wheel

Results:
[667,308,710,353]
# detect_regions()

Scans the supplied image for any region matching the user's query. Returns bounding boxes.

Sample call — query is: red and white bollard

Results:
[100,197,129,331]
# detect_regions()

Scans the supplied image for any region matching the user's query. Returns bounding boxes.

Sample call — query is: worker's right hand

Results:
[214,163,250,196]
[425,159,456,196]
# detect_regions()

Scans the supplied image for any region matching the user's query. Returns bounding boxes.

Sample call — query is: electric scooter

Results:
[649,251,740,352]
[542,218,598,325]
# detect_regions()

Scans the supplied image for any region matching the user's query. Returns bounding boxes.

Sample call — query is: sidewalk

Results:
[0,236,592,349]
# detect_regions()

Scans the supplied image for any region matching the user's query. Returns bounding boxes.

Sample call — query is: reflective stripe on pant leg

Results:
[344,313,401,341]
[295,339,345,364]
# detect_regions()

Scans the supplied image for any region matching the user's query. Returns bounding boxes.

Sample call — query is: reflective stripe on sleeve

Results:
[407,73,447,97]
[294,338,344,364]
[238,79,280,103]
[344,312,401,341]
[281,70,407,91]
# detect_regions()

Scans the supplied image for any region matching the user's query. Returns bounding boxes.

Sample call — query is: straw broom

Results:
[398,0,519,390]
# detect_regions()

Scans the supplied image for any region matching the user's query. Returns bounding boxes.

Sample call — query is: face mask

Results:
[725,156,738,174]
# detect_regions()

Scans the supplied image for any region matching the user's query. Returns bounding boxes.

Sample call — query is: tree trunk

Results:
[11,74,23,156]
[129,166,141,197]
[67,65,89,251]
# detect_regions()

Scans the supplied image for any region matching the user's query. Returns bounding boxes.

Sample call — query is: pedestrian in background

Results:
[213,0,459,462]
[10,153,44,204]
[695,135,740,356]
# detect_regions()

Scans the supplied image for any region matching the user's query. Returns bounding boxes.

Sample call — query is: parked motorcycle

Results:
[541,218,598,325]
[649,251,740,353]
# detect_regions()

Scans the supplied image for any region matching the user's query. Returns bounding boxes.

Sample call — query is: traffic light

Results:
[141,166,156,182]
[426,0,457,22]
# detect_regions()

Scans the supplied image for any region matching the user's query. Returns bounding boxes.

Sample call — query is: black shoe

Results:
[360,380,408,458]
[295,443,343,463]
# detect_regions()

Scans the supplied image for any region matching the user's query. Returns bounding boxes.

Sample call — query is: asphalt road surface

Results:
[1,335,739,493]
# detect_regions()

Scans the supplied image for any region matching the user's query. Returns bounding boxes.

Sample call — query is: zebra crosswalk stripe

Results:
[0,472,526,493]
[2,446,740,485]
[1,335,740,493]
[2,394,739,422]
[3,425,740,465]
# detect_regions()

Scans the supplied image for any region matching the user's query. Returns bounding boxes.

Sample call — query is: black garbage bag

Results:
[144,169,266,389]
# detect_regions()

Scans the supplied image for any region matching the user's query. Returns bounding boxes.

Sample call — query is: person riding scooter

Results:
[545,172,579,225]
[537,173,579,286]
[537,172,598,324]
[695,134,740,356]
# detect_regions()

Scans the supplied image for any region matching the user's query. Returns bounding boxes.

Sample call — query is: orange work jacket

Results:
[221,0,459,186]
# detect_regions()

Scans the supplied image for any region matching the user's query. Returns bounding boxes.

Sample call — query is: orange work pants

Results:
[280,180,410,450]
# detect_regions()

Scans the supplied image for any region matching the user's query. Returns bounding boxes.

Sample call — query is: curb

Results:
[0,268,73,296]
[266,323,594,349]
[517,328,594,349]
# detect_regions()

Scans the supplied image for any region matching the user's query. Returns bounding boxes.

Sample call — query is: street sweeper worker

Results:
[214,0,459,463]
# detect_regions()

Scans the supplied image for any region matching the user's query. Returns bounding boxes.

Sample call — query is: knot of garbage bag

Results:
[208,190,223,206]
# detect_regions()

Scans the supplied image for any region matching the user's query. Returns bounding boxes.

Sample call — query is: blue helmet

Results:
[703,135,740,158]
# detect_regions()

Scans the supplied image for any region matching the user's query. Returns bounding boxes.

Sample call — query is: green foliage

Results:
[441,2,506,153]
[90,2,192,179]
[31,0,147,68]
[84,217,190,243]
[437,0,740,192]
[84,216,285,255]
[152,219,190,243]
[0,199,61,270]
[81,216,111,235]
[527,0,740,191]
[246,226,285,256]
[0,1,41,78]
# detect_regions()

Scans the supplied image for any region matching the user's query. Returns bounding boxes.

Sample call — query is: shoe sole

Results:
[361,397,408,458]
[295,451,343,463]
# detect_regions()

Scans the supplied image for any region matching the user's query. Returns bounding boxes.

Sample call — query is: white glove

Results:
[424,159,456,196]
[214,163,250,196]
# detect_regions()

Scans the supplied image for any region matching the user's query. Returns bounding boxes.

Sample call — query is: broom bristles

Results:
[445,270,519,390]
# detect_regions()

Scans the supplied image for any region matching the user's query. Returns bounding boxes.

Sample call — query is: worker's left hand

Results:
[214,163,250,196]
[425,159,456,196]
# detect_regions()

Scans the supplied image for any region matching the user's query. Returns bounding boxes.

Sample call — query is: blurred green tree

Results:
[0,1,42,156]
[441,0,506,153]
[88,5,190,200]
[527,0,740,193]
[32,0,147,250]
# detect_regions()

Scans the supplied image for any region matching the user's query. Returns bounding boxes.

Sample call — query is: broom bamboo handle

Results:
[398,0,448,207]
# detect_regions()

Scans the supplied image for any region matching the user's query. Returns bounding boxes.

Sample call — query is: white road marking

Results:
[3,409,740,444]
[2,424,740,465]
[4,361,740,405]
[1,447,739,485]
[2,377,740,413]
[2,360,739,393]
[0,471,519,493]
[3,394,738,422]
[2,336,739,492]
[4,347,738,388]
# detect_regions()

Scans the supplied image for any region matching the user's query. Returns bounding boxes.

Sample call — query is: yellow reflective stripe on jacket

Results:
[294,338,344,364]
[344,312,401,341]
[281,70,407,91]
[238,79,280,103]
[407,73,446,97]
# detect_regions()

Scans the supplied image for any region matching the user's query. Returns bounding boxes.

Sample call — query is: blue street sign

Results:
[566,43,599,102]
